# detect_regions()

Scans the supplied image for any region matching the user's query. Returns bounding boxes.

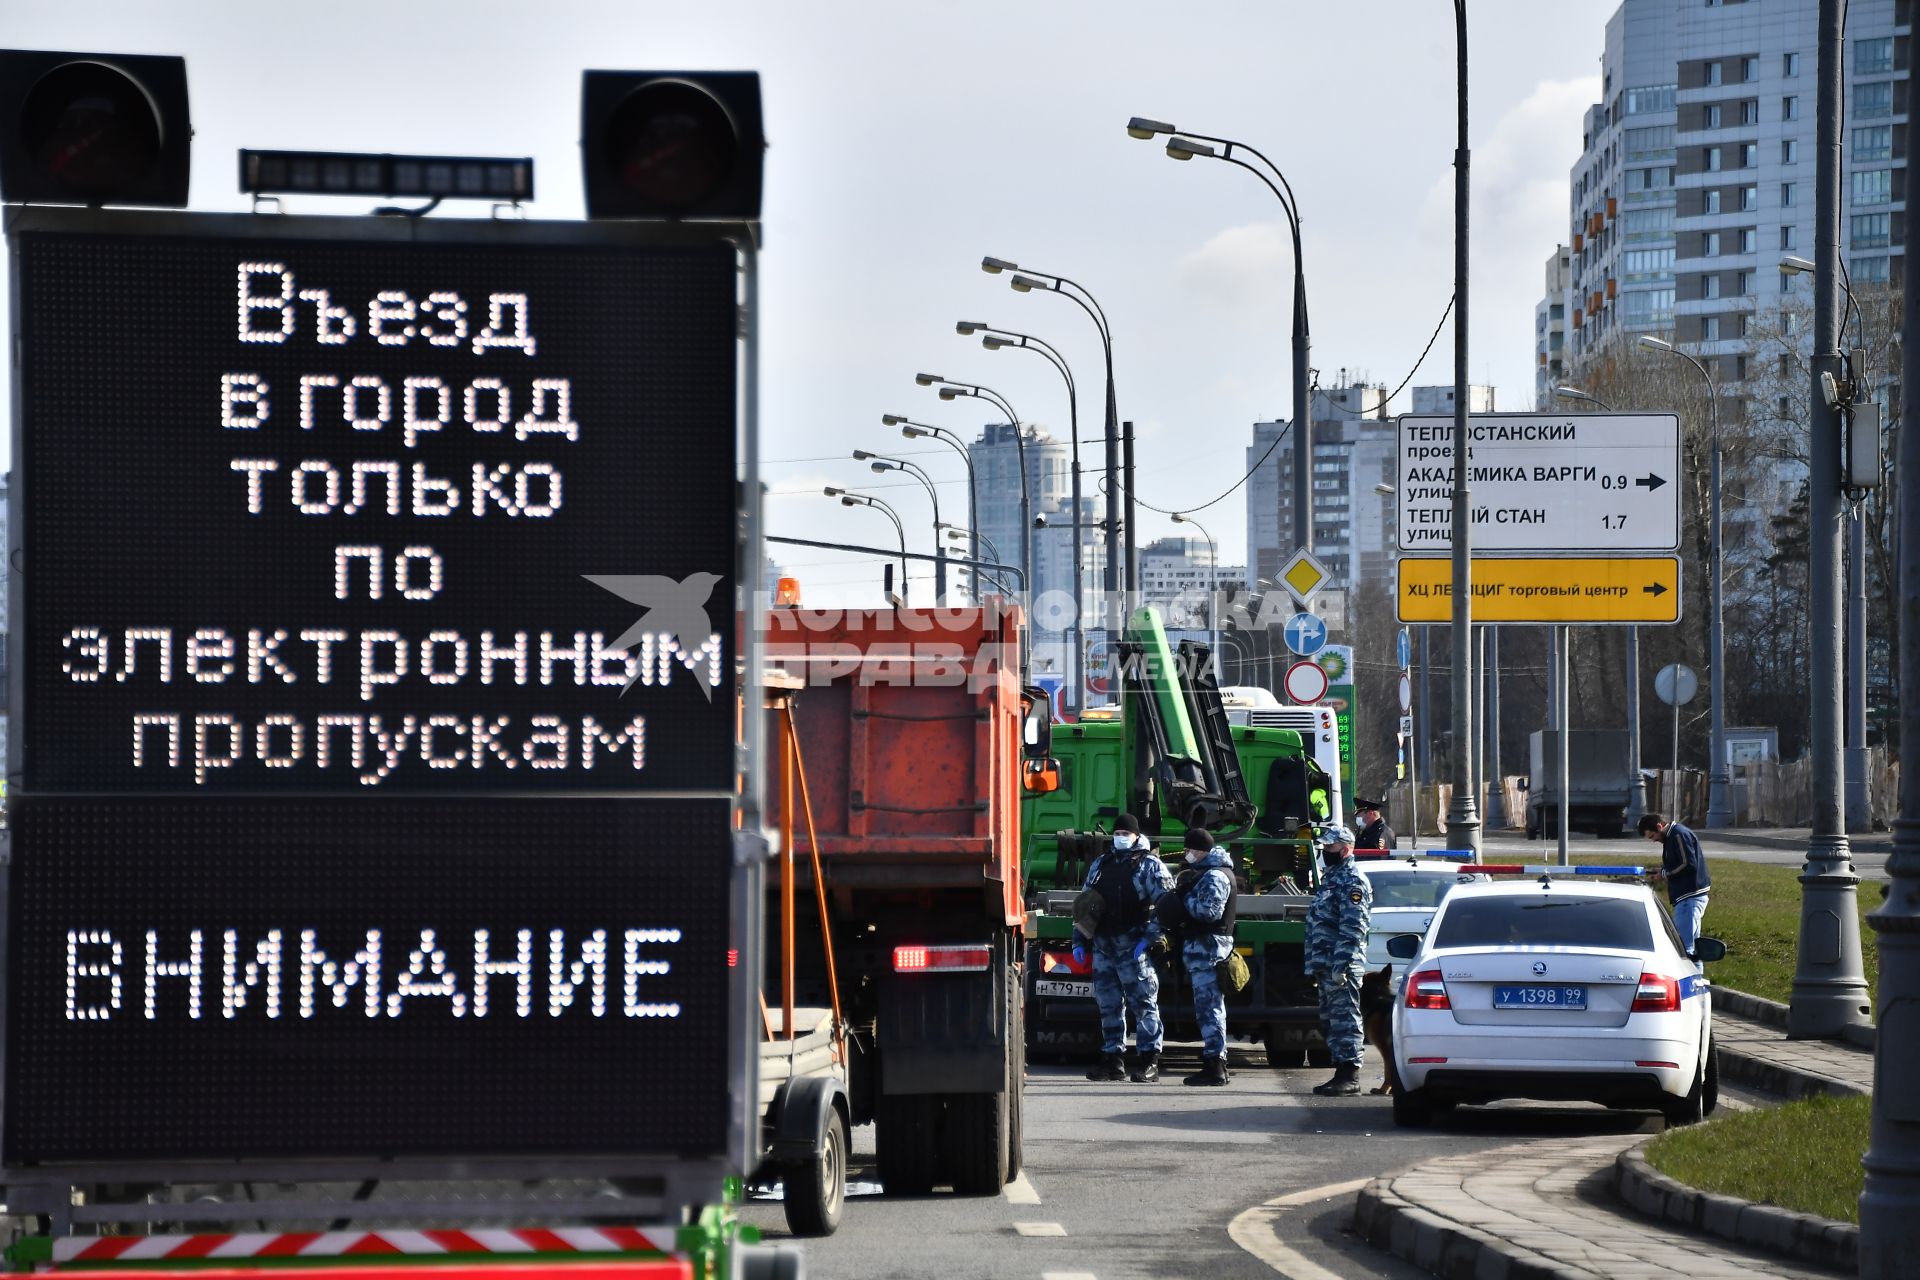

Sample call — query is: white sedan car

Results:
[1387,879,1720,1128]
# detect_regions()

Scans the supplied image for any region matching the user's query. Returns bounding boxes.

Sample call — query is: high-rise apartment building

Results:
[967,420,1069,597]
[1560,0,1906,374]
[1536,245,1573,406]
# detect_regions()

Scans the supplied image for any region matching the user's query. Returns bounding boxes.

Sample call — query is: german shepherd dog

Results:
[1359,964,1400,1096]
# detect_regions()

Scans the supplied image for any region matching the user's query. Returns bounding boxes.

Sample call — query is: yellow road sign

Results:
[1280,547,1332,601]
[1396,556,1682,625]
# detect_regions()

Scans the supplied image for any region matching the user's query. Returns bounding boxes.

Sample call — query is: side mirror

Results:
[1386,934,1422,960]
[1020,687,1054,759]
[1691,936,1727,963]
[1023,758,1061,794]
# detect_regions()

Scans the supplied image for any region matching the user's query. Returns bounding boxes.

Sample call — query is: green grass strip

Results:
[1646,1093,1870,1224]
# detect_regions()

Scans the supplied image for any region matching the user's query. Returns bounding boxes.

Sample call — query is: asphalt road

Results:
[738,1042,1765,1280]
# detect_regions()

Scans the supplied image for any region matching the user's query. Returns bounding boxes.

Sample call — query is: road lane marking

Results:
[1042,1273,1098,1279]
[1004,1172,1041,1205]
[1228,1177,1372,1279]
[1014,1222,1068,1237]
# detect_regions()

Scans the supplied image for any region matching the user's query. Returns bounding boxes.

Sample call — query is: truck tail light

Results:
[1405,968,1450,1010]
[893,943,993,973]
[1632,974,1680,1012]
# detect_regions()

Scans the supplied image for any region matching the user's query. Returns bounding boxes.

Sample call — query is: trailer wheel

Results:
[783,1104,847,1236]
[945,1089,1009,1195]
[876,1094,939,1196]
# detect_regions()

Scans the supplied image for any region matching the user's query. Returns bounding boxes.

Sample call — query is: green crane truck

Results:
[1020,608,1339,1067]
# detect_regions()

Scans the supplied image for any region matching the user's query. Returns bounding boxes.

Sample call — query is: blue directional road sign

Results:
[1397,627,1412,670]
[1283,611,1328,657]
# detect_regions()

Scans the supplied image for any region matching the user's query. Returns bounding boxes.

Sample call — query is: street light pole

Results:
[856,450,944,601]
[886,415,977,598]
[1444,0,1480,852]
[1126,118,1312,563]
[1638,338,1731,829]
[1787,0,1871,1040]
[1859,25,1920,1263]
[918,374,1031,610]
[984,257,1123,648]
[1555,384,1648,824]
[825,487,909,603]
[1172,512,1220,680]
[964,322,1086,711]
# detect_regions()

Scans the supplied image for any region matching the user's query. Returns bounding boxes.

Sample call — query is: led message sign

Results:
[4,214,745,1168]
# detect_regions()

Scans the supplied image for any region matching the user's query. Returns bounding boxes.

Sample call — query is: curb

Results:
[1615,1139,1857,1272]
[1712,985,1875,1049]
[1714,1041,1869,1099]
[1353,1177,1572,1280]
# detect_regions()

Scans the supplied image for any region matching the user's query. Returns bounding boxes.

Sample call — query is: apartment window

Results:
[1623,247,1676,273]
[1705,60,1723,86]
[1737,314,1751,338]
[1627,84,1677,114]
[1704,103,1723,129]
[1703,231,1722,256]
[1702,316,1722,340]
[1853,125,1893,161]
[1624,125,1675,157]
[1705,146,1723,171]
[1624,206,1674,235]
[1778,396,1793,417]
[1782,139,1799,163]
[1853,255,1891,284]
[1853,168,1893,205]
[1740,100,1760,126]
[1734,354,1750,381]
[1782,96,1800,122]
[1738,228,1757,253]
[1781,225,1798,249]
[1741,56,1758,82]
[1703,189,1722,214]
[1856,82,1894,118]
[1778,354,1792,377]
[1740,144,1758,168]
[1741,185,1758,211]
[1702,274,1722,299]
[1852,212,1891,248]
[1626,166,1674,192]
[1781,182,1797,207]
[1734,271,1752,295]
[1784,52,1801,77]
[1856,37,1894,75]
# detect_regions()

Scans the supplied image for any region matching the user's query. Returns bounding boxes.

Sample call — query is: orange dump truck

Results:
[764,603,1041,1197]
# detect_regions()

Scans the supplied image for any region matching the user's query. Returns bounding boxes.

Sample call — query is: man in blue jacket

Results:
[1159,827,1238,1087]
[1304,824,1371,1097]
[1639,812,1712,954]
[1075,813,1173,1083]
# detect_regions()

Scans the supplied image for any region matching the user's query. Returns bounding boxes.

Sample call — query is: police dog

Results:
[1359,965,1400,1096]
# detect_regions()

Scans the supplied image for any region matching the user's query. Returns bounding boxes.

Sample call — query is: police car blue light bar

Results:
[1353,849,1480,863]
[1475,864,1651,876]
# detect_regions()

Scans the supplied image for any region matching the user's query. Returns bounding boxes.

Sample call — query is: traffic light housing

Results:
[0,49,191,207]
[581,70,763,221]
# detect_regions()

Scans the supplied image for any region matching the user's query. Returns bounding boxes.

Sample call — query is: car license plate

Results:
[1493,984,1587,1010]
[1036,978,1093,998]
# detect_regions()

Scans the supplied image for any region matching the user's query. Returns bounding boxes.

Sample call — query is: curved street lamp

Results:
[982,256,1125,640]
[1639,335,1731,828]
[824,486,909,604]
[855,449,946,601]
[917,373,1032,602]
[1126,117,1312,564]
[962,320,1088,709]
[884,413,978,601]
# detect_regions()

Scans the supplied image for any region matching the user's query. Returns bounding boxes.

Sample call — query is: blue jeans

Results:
[1673,894,1709,955]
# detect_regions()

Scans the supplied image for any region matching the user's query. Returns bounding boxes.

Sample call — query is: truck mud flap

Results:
[879,950,1007,1096]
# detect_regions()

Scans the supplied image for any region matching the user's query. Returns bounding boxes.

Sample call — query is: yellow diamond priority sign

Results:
[1280,548,1333,602]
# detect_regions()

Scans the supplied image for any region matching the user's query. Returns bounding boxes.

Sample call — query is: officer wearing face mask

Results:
[1303,824,1371,1097]
[1156,827,1238,1086]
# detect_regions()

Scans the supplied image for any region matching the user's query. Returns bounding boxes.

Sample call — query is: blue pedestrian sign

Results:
[1283,611,1328,657]
[1397,627,1412,670]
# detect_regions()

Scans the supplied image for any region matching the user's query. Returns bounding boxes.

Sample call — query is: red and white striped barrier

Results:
[52,1225,682,1264]
[53,1266,689,1280]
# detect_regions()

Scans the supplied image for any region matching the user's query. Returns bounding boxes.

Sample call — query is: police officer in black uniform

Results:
[1354,798,1394,851]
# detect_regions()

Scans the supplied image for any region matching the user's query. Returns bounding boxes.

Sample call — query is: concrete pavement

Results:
[1348,999,1869,1278]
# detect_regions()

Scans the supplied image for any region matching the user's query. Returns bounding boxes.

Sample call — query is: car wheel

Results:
[1392,1087,1434,1127]
[1662,1056,1707,1128]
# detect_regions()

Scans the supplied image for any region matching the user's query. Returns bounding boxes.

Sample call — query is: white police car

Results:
[1353,857,1489,987]
[1387,879,1720,1128]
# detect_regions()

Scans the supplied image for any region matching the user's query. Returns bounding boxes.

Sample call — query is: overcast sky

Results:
[3,0,1620,602]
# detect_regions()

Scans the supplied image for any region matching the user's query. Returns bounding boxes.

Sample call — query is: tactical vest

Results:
[1171,865,1238,937]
